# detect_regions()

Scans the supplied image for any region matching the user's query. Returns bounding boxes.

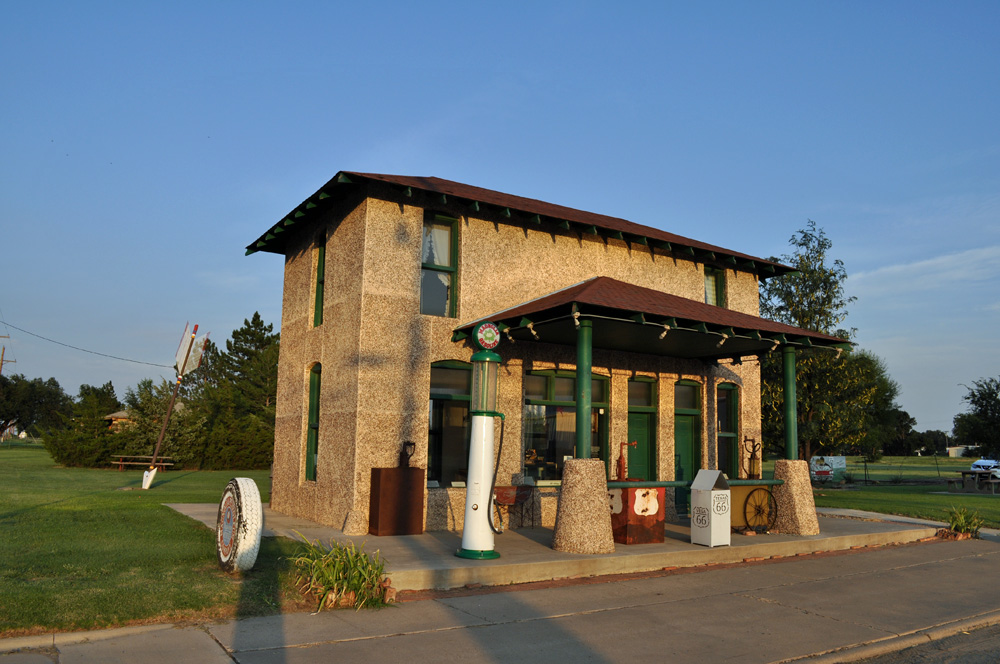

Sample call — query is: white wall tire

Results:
[216,478,263,573]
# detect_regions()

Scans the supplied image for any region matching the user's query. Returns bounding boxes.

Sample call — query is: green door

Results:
[627,412,653,481]
[674,414,699,515]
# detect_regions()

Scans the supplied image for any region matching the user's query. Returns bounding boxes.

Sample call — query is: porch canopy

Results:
[453,276,850,460]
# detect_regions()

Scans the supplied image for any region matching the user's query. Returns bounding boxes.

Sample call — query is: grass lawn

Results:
[813,484,1000,529]
[0,445,310,637]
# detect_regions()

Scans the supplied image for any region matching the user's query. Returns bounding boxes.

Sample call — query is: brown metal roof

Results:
[455,276,848,361]
[247,171,793,277]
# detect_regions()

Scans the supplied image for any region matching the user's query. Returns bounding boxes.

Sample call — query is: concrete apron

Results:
[170,503,939,592]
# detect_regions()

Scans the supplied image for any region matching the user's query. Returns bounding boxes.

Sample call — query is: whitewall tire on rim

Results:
[216,477,263,572]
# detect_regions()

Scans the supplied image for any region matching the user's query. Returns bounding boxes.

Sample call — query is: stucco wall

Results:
[269,182,765,533]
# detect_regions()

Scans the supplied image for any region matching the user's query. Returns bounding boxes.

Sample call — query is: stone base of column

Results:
[773,459,820,536]
[552,458,615,554]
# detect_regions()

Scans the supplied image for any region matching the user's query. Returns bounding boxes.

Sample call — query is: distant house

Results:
[104,410,130,431]
[247,172,847,535]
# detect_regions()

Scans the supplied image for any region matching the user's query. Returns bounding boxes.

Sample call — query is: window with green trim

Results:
[717,383,739,477]
[428,362,471,486]
[704,267,726,307]
[314,233,326,327]
[420,214,458,317]
[522,371,609,482]
[305,364,321,481]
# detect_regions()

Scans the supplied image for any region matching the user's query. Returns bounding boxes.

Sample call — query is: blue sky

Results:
[2,2,998,433]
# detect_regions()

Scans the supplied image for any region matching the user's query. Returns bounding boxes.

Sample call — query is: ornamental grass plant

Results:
[290,533,393,611]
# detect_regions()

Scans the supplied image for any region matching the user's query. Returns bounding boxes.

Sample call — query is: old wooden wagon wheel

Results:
[744,487,777,533]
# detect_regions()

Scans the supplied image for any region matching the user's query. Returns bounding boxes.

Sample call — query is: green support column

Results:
[575,319,593,459]
[782,345,798,460]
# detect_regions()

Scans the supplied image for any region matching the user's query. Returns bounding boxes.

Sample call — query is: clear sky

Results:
[2,2,998,433]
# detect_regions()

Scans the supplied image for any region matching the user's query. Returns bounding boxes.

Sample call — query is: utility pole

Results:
[0,336,14,377]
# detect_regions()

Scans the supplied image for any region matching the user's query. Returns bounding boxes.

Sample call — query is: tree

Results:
[759,222,900,460]
[113,378,206,467]
[953,377,1000,459]
[184,313,279,469]
[0,373,72,437]
[44,381,123,467]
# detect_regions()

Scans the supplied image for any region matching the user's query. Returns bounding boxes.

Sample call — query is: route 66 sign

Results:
[473,322,500,351]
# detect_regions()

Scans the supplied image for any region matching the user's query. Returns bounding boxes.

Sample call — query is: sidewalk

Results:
[5,509,1000,664]
[167,503,944,591]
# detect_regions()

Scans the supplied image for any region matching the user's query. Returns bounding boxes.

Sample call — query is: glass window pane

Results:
[628,380,652,407]
[430,366,470,396]
[717,390,731,432]
[524,374,547,401]
[675,383,698,410]
[522,404,576,481]
[705,272,718,306]
[421,222,452,267]
[591,378,607,404]
[420,269,451,316]
[553,376,575,402]
[428,399,469,485]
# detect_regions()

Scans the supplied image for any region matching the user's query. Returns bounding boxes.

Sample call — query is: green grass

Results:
[813,484,1000,529]
[0,446,307,637]
[761,455,973,482]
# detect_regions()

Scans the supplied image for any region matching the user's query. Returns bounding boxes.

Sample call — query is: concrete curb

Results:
[0,623,177,655]
[775,609,1000,663]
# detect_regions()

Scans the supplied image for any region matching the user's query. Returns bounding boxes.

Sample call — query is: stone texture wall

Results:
[269,182,766,533]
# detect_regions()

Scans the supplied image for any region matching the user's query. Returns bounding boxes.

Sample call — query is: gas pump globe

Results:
[456,322,504,560]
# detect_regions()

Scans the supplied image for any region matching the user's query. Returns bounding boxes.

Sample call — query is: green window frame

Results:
[428,361,472,486]
[704,267,726,308]
[522,370,610,482]
[313,233,326,327]
[305,364,321,481]
[717,383,739,477]
[420,213,458,317]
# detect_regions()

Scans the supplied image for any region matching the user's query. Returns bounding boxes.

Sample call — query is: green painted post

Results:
[575,319,593,459]
[782,345,798,460]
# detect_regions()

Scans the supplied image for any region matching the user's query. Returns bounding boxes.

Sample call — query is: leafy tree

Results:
[901,429,950,456]
[44,381,123,466]
[113,378,206,467]
[953,377,1000,459]
[0,373,72,437]
[759,222,900,460]
[184,313,279,469]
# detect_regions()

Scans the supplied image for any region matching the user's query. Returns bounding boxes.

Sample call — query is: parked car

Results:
[971,458,998,471]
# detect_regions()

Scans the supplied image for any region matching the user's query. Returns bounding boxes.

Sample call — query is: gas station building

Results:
[247,172,847,537]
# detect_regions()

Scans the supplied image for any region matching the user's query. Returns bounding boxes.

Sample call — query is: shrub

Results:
[947,506,984,537]
[289,533,392,611]
[842,471,855,484]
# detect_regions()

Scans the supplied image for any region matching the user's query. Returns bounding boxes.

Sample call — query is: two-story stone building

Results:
[247,172,846,536]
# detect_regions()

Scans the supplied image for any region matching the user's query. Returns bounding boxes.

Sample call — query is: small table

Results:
[955,470,994,491]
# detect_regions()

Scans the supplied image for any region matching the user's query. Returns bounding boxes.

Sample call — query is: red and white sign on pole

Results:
[175,322,209,377]
[142,323,210,489]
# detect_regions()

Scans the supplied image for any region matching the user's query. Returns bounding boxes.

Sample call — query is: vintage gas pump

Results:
[456,321,504,560]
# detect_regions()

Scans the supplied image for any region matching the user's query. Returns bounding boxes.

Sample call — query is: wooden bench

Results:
[947,478,964,492]
[986,479,1000,495]
[114,455,174,472]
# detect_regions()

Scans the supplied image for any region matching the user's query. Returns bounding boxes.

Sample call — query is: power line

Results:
[0,320,173,369]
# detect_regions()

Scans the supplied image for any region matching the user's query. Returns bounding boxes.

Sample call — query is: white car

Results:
[971,458,998,471]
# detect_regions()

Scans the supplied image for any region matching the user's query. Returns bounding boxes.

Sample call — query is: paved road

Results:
[5,538,1000,664]
[856,623,1000,664]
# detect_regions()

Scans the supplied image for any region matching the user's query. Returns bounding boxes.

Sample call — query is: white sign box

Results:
[690,469,731,548]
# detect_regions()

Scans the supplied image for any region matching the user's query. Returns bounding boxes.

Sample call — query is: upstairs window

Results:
[420,214,458,317]
[313,233,326,327]
[704,267,726,307]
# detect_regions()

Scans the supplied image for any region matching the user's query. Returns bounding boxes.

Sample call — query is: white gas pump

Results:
[456,321,504,560]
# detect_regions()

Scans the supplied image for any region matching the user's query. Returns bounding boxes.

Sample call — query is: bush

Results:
[947,506,984,537]
[289,533,393,610]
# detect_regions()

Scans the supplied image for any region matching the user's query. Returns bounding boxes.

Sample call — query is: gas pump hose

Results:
[488,413,505,535]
